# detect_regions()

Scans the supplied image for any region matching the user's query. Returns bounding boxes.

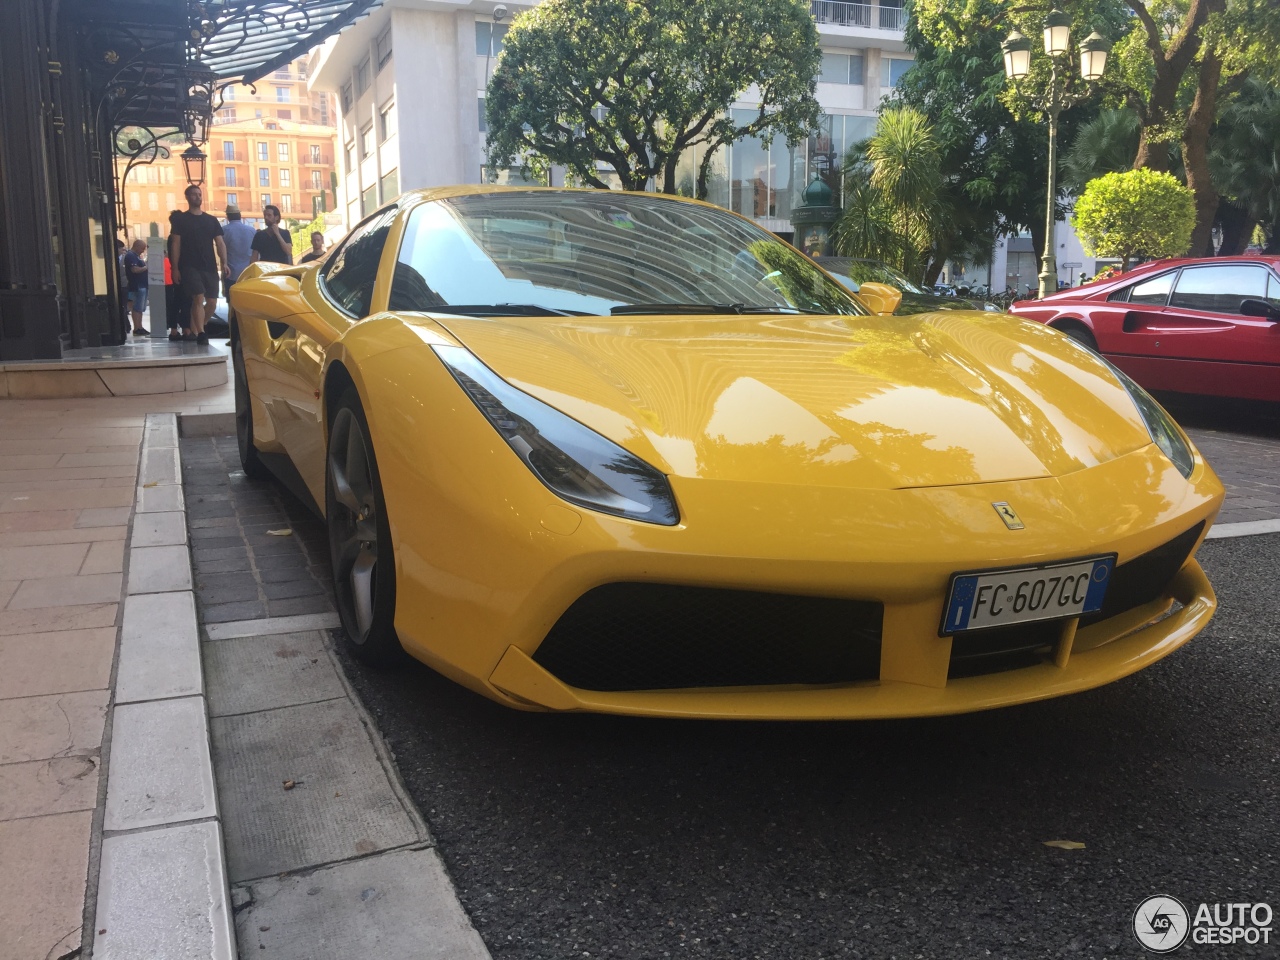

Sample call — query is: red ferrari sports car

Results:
[1009,256,1280,402]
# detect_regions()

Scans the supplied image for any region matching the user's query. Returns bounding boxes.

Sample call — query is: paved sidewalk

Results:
[0,381,233,960]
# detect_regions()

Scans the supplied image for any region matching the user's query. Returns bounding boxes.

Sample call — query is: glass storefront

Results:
[674,112,875,229]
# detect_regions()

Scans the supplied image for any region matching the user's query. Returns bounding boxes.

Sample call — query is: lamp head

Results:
[1002,29,1032,80]
[1044,8,1072,56]
[1079,30,1111,80]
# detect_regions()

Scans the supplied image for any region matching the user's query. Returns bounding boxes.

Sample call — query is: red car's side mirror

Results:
[1239,298,1280,322]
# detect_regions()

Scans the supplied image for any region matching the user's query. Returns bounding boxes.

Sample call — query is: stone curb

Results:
[92,413,235,960]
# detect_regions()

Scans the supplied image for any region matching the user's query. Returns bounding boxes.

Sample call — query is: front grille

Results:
[1079,521,1203,627]
[949,622,1060,679]
[948,521,1205,678]
[533,583,883,691]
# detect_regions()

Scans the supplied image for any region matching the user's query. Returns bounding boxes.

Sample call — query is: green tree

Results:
[1071,168,1194,269]
[910,0,1280,254]
[485,0,821,194]
[834,108,957,282]
[1208,79,1280,254]
[893,15,1107,284]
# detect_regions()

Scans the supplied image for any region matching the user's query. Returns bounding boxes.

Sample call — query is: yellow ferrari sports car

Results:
[229,186,1223,720]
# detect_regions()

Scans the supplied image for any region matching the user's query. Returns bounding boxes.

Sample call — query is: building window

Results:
[277,109,291,120]
[310,144,321,164]
[259,168,270,186]
[475,21,509,56]
[354,58,370,95]
[165,192,175,210]
[340,82,352,112]
[379,168,399,203]
[313,194,327,216]
[478,97,486,133]
[227,192,238,206]
[360,124,374,159]
[819,52,865,85]
[222,141,235,160]
[345,141,355,172]
[281,194,293,213]
[261,194,272,208]
[378,101,396,141]
[279,169,291,187]
[276,86,290,103]
[376,26,393,70]
[277,142,290,162]
[225,168,238,187]
[257,142,269,161]
[224,86,236,101]
[255,109,263,118]
[881,56,913,89]
[129,191,139,209]
[311,170,323,190]
[361,184,377,216]
[217,108,236,123]
[148,194,158,211]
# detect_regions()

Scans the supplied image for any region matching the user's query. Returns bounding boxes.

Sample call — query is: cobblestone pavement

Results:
[1184,428,1280,526]
[181,436,333,624]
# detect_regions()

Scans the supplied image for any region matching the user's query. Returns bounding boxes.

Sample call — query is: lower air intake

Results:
[533,583,883,691]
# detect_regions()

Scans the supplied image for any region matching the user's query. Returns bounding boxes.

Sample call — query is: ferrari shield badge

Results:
[992,501,1025,530]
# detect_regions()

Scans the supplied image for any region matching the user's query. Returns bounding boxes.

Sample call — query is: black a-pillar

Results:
[0,0,63,359]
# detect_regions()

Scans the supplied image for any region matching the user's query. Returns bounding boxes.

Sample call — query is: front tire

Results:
[326,389,400,665]
[231,330,269,479]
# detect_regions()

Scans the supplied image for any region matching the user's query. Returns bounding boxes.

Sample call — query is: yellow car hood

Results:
[429,311,1153,490]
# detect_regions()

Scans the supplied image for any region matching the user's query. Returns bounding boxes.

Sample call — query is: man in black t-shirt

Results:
[299,231,326,263]
[170,185,229,344]
[251,204,293,266]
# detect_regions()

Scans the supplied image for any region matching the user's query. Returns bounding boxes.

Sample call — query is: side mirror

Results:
[855,281,903,316]
[1239,298,1280,322]
[229,273,335,345]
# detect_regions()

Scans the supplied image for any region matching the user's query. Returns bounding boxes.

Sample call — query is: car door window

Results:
[1115,271,1175,306]
[1268,272,1280,308]
[1169,265,1268,314]
[321,208,397,317]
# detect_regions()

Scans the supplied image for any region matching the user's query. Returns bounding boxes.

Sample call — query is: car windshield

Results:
[834,260,926,295]
[389,191,866,317]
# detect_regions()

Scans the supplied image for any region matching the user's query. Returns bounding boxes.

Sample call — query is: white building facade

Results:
[310,0,913,239]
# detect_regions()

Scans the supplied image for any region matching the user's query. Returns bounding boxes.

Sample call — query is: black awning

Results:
[199,0,382,83]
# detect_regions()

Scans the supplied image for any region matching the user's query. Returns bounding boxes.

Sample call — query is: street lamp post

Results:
[1003,13,1110,299]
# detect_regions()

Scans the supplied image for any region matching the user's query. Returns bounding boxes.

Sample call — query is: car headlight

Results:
[433,345,680,525]
[1105,361,1196,478]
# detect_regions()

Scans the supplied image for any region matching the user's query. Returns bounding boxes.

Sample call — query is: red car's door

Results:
[1108,263,1280,401]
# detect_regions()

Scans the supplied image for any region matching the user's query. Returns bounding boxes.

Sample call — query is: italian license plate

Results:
[941,555,1115,635]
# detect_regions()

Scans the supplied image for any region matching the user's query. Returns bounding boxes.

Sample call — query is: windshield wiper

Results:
[428,304,588,317]
[610,302,820,316]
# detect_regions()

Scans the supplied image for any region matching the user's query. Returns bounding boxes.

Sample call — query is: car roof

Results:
[1032,254,1280,302]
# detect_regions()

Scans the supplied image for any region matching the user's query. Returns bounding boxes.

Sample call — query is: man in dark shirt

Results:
[299,231,326,263]
[251,204,293,265]
[170,185,229,344]
[122,238,149,336]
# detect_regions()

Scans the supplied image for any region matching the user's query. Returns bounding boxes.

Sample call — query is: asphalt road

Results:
[331,540,1279,959]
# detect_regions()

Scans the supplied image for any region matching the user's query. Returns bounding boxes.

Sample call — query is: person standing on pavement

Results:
[122,239,150,336]
[222,203,255,290]
[299,231,326,263]
[170,185,229,344]
[250,204,293,265]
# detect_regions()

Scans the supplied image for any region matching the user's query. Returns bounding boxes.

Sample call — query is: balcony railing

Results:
[811,0,906,31]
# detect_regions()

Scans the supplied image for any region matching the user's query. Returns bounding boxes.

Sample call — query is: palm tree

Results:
[1208,80,1280,253]
[1060,109,1142,193]
[834,107,946,280]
